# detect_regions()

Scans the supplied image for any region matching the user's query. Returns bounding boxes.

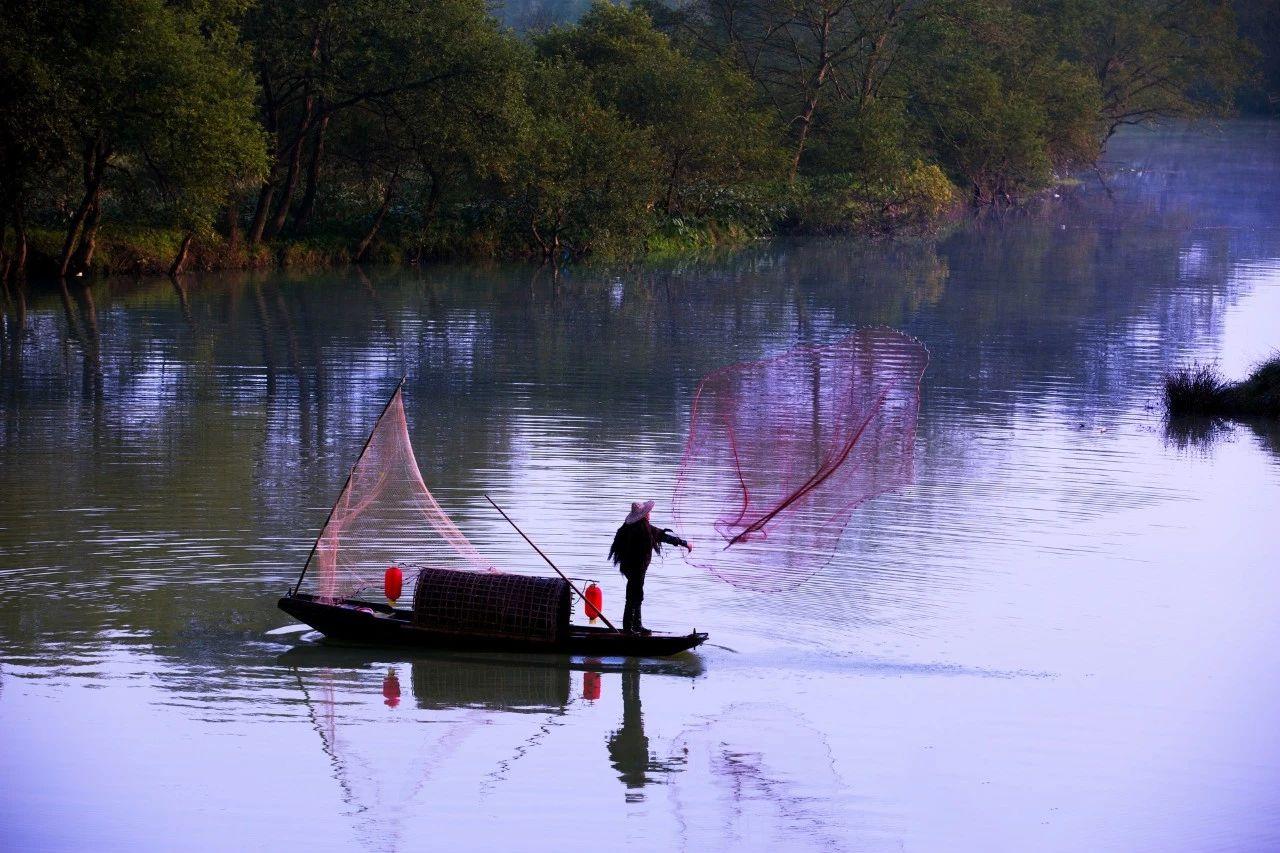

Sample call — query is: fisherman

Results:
[608,501,692,635]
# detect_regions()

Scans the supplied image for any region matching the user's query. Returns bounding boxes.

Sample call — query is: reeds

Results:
[1164,356,1280,418]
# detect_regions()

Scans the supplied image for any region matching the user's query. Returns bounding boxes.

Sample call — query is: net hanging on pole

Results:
[672,328,928,591]
[302,387,497,604]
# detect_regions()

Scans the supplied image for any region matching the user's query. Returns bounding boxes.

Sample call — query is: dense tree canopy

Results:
[0,0,1264,277]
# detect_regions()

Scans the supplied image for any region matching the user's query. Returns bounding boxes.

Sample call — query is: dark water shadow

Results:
[1164,413,1280,461]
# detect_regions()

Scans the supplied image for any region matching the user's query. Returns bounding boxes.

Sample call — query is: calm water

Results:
[2,122,1278,852]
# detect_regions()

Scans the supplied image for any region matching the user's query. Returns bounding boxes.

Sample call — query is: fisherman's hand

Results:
[685,542,694,553]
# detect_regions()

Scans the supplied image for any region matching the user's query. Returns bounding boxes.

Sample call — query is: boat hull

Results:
[278,594,708,658]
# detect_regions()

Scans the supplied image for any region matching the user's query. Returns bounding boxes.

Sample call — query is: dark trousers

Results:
[622,566,646,632]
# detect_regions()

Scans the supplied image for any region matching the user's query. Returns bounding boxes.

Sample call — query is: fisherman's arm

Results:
[655,526,693,552]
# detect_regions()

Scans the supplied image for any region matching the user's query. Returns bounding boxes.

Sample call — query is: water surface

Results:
[2,122,1279,852]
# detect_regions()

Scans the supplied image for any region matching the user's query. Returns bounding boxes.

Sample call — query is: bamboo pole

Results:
[484,494,621,633]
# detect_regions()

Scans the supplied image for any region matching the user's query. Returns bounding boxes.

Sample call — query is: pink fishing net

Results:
[672,329,928,590]
[303,387,496,603]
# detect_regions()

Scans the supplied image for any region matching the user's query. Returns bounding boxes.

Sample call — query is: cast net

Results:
[300,386,497,603]
[672,328,928,590]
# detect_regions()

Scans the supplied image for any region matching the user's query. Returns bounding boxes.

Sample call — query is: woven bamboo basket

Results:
[412,567,570,643]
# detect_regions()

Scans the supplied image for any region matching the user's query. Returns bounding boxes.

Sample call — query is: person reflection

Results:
[606,666,684,801]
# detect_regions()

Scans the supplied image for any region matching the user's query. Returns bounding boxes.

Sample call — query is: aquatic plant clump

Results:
[1164,357,1280,418]
[1164,364,1231,416]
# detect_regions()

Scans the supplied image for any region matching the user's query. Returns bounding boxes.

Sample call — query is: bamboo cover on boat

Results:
[412,567,570,643]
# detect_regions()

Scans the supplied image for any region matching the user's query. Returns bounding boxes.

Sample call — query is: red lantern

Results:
[582,671,601,702]
[382,670,401,708]
[384,565,403,605]
[584,583,603,623]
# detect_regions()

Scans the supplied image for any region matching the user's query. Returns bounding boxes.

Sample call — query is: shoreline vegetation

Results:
[1,0,1273,281]
[1165,358,1280,420]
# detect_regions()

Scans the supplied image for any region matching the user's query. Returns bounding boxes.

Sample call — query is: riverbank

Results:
[9,164,960,277]
[13,226,402,278]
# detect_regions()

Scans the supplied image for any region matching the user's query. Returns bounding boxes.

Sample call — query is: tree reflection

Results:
[1165,414,1280,461]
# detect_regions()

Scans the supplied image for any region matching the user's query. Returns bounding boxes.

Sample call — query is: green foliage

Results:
[498,59,660,258]
[0,0,266,278]
[0,0,1261,274]
[67,0,266,215]
[804,100,918,178]
[535,3,785,215]
[795,163,957,232]
[0,2,76,215]
[1033,0,1252,136]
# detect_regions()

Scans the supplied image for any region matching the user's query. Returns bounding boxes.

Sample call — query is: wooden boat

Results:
[278,592,708,657]
[279,382,707,659]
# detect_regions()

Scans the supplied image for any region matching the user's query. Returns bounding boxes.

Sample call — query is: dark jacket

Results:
[608,519,687,575]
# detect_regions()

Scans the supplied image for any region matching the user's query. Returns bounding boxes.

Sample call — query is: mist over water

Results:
[2,122,1278,851]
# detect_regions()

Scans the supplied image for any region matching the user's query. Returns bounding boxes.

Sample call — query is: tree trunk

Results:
[72,198,102,274]
[665,154,684,215]
[292,113,329,233]
[9,201,28,284]
[59,141,107,277]
[248,72,282,247]
[265,51,319,242]
[248,182,276,245]
[220,195,243,245]
[530,220,548,259]
[272,30,325,239]
[790,79,826,180]
[354,172,399,263]
[423,170,442,221]
[170,232,194,277]
[264,130,306,240]
[789,19,832,181]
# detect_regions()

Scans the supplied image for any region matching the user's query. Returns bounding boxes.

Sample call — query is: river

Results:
[1,121,1278,852]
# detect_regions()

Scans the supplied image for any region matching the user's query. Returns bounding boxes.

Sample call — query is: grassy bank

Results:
[12,165,960,277]
[15,226,405,278]
[1164,358,1280,418]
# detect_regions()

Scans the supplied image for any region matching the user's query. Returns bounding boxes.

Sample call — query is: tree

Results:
[1035,0,1251,138]
[499,60,660,259]
[662,0,954,177]
[242,0,526,246]
[10,0,267,277]
[0,1,75,281]
[536,3,784,214]
[909,0,1102,202]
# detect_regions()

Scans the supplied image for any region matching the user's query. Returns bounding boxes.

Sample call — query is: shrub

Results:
[1164,358,1280,418]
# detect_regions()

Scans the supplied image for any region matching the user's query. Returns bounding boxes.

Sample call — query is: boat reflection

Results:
[410,652,573,712]
[279,644,704,841]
